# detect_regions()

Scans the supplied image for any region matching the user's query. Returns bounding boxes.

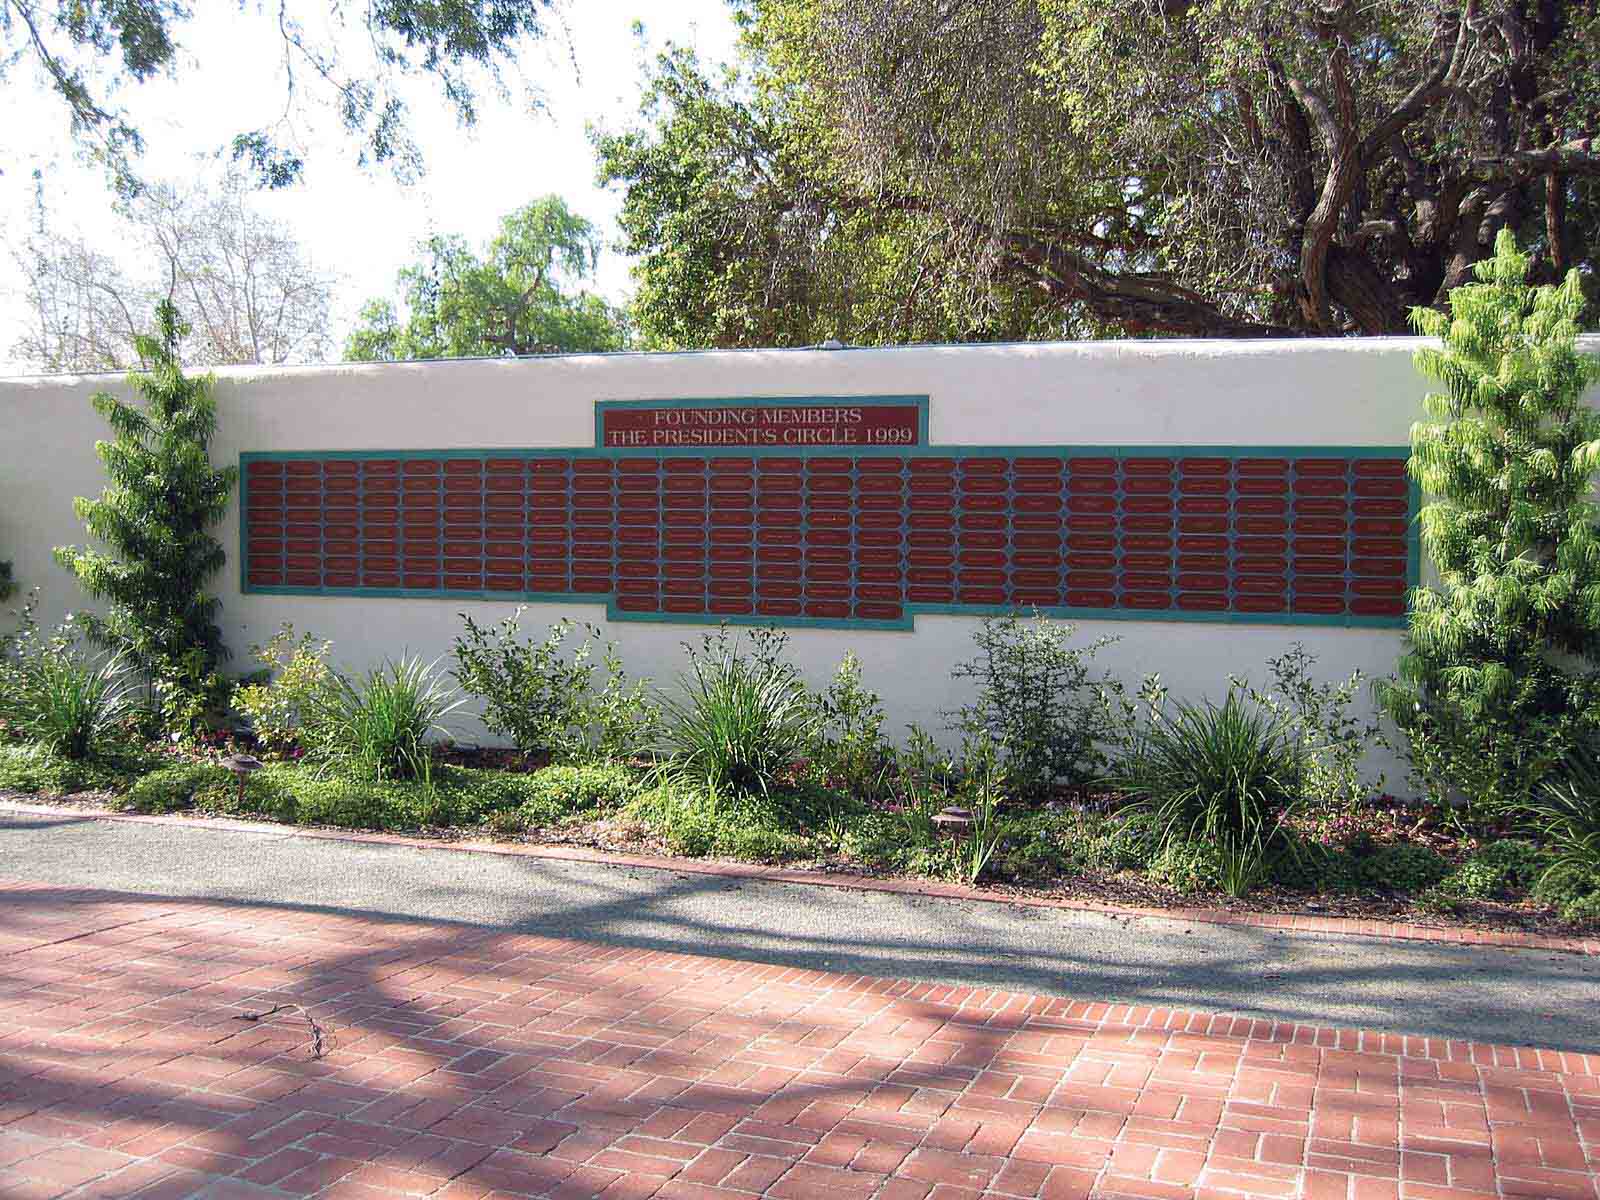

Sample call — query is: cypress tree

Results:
[54,301,238,723]
[1381,230,1600,816]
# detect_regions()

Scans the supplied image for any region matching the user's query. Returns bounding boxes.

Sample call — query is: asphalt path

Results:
[2,806,1595,1052]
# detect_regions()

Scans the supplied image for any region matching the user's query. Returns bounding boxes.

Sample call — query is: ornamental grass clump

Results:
[0,602,136,761]
[1527,747,1600,912]
[1378,231,1600,820]
[655,626,813,797]
[1116,688,1304,896]
[306,655,464,782]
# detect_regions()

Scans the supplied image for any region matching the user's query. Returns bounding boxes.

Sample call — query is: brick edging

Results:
[4,797,1596,957]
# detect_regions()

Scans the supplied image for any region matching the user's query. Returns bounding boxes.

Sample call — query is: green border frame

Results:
[593,394,930,449]
[238,438,1418,632]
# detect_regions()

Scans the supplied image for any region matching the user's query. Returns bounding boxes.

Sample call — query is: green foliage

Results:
[0,561,13,602]
[951,728,1008,883]
[111,761,606,833]
[1145,840,1229,896]
[345,197,627,360]
[304,656,464,781]
[118,763,234,814]
[5,0,558,196]
[53,302,237,731]
[627,782,814,863]
[601,3,1600,344]
[1532,860,1600,924]
[655,627,814,798]
[1380,233,1600,818]
[1353,843,1452,893]
[0,741,156,795]
[1518,744,1600,923]
[1117,689,1305,896]
[233,625,335,753]
[0,609,136,760]
[450,611,656,763]
[1234,645,1385,811]
[949,614,1123,803]
[809,652,893,798]
[985,807,1160,884]
[1270,836,1455,896]
[1527,747,1600,887]
[487,763,644,833]
[1438,841,1544,900]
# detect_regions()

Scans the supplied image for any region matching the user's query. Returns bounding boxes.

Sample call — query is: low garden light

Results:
[221,753,262,808]
[932,805,972,841]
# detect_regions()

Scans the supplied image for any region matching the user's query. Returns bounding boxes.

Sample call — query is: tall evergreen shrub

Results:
[1379,231,1600,816]
[54,302,237,725]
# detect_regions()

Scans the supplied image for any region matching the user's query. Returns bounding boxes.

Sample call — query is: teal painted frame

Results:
[593,394,931,449]
[239,439,1419,632]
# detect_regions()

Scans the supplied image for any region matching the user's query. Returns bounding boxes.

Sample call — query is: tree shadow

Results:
[2,881,1579,1200]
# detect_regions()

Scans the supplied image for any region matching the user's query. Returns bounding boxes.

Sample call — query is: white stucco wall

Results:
[6,336,1590,787]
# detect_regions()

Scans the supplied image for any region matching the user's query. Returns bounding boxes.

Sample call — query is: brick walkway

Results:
[1,882,1595,1200]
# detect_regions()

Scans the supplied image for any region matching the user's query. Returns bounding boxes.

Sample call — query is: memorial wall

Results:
[4,337,1502,758]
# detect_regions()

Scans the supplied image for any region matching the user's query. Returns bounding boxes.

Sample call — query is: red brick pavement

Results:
[0,880,1596,1200]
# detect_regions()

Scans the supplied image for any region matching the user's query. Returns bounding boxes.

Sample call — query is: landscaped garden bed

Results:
[3,607,1596,941]
[4,232,1600,948]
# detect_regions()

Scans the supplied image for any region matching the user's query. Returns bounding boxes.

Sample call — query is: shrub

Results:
[233,625,335,752]
[996,812,1072,883]
[1234,644,1385,811]
[810,651,893,799]
[1438,840,1543,900]
[118,763,234,814]
[305,655,464,781]
[949,614,1123,802]
[1082,813,1159,874]
[1350,843,1450,893]
[52,302,237,733]
[1147,840,1228,895]
[1378,232,1600,820]
[1116,688,1303,894]
[655,626,813,797]
[451,611,656,763]
[1532,861,1600,923]
[0,611,136,760]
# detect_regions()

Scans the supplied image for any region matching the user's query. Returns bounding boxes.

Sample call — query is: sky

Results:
[0,0,744,374]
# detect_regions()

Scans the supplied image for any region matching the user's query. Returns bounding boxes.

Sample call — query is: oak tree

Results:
[599,0,1600,345]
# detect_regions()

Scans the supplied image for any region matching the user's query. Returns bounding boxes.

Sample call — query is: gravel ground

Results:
[2,806,1596,1052]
